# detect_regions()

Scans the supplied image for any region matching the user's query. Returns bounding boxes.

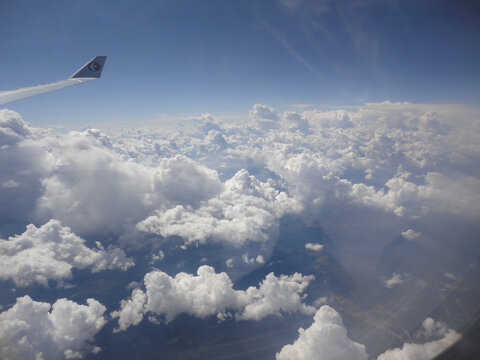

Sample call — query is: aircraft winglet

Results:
[70,56,107,79]
[0,56,107,106]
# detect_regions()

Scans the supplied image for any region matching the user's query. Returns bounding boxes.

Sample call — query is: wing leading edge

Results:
[0,56,106,106]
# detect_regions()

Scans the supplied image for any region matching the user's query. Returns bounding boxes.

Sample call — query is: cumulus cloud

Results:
[236,271,315,321]
[401,229,422,241]
[0,220,134,286]
[242,253,265,264]
[112,265,315,331]
[305,243,324,251]
[0,295,106,360]
[2,102,479,357]
[281,111,310,132]
[420,317,449,338]
[276,305,368,360]
[241,102,480,222]
[4,102,478,250]
[0,110,52,236]
[377,318,461,360]
[383,273,404,289]
[36,132,222,235]
[111,288,147,333]
[250,104,279,130]
[0,110,223,238]
[304,109,353,129]
[137,169,301,247]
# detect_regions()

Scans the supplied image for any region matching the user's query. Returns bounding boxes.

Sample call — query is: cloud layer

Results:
[1,101,477,358]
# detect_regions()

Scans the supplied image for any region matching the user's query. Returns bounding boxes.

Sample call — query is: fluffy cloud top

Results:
[0,295,106,360]
[250,104,279,130]
[137,169,301,247]
[0,110,223,238]
[401,229,422,241]
[0,220,134,286]
[112,265,315,331]
[276,305,368,360]
[36,132,222,235]
[377,318,461,360]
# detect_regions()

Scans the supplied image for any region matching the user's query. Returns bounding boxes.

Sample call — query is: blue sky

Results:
[0,0,479,126]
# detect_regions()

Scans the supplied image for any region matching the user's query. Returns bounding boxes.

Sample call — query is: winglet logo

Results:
[88,62,101,72]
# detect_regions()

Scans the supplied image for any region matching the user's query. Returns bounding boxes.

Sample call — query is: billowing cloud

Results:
[0,110,222,239]
[0,220,134,286]
[250,104,279,130]
[236,271,315,321]
[0,111,52,236]
[0,295,106,360]
[276,305,368,360]
[304,109,353,129]
[111,288,147,333]
[377,318,461,360]
[137,169,301,247]
[35,132,222,236]
[112,265,315,331]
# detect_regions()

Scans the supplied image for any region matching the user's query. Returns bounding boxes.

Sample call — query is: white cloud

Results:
[1,103,479,357]
[0,295,106,360]
[4,102,479,251]
[401,229,422,241]
[137,169,301,247]
[149,250,165,264]
[281,112,310,132]
[0,110,52,236]
[276,305,368,360]
[250,104,279,130]
[0,220,134,286]
[305,243,324,251]
[35,131,222,235]
[377,318,461,360]
[112,266,315,330]
[0,111,223,238]
[383,273,404,289]
[304,109,353,129]
[420,317,449,338]
[111,288,147,333]
[236,272,315,321]
[242,253,265,264]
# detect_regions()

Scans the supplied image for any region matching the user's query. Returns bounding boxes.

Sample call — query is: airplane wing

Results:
[0,56,106,106]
